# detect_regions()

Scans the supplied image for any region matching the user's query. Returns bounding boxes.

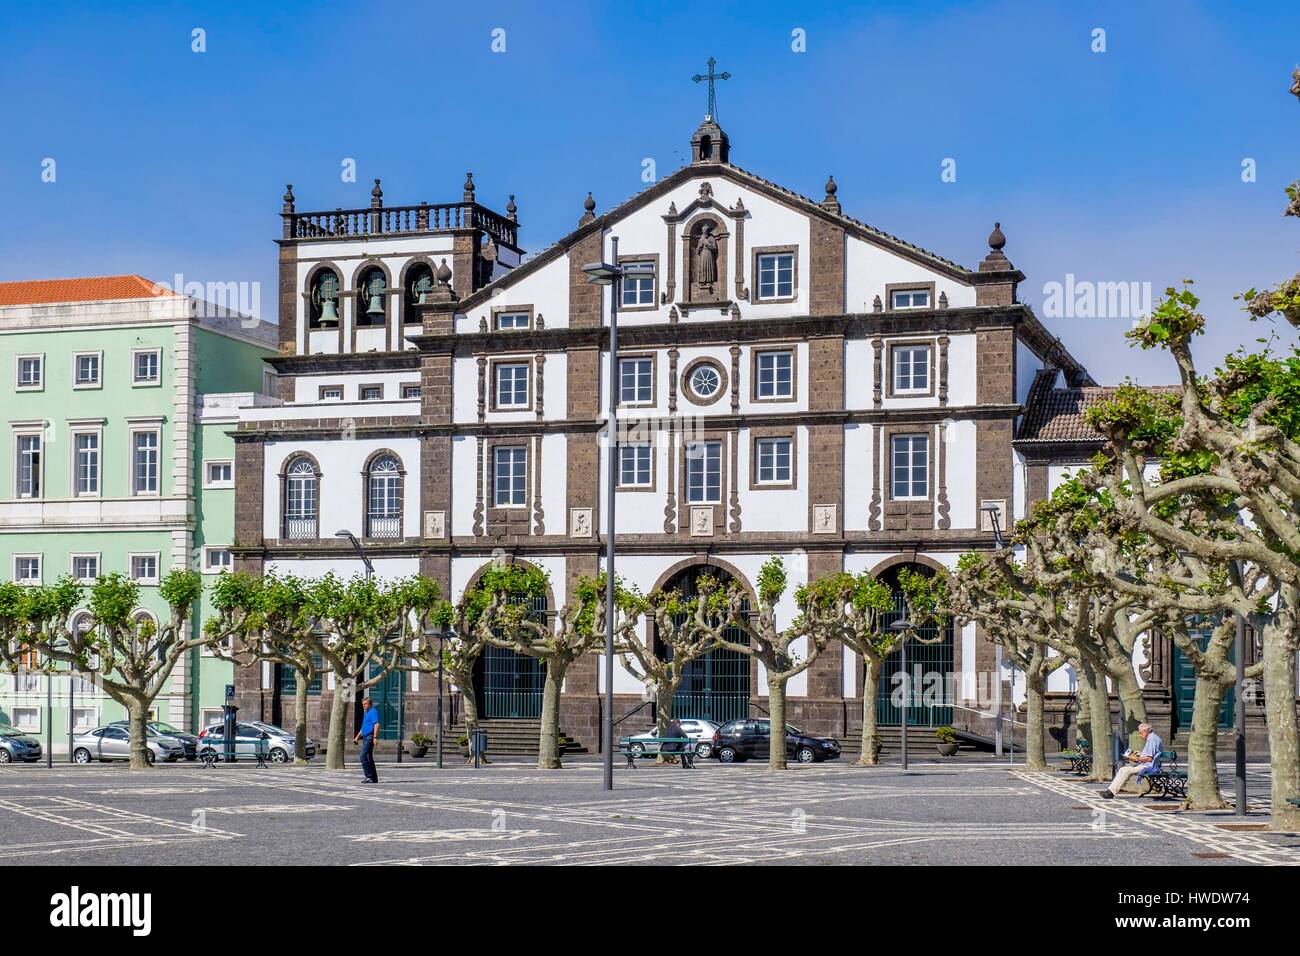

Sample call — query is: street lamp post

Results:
[333,529,390,764]
[889,618,914,770]
[982,504,1005,758]
[583,238,624,793]
[422,623,448,770]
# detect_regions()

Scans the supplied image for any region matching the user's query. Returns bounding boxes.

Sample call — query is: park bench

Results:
[1286,798,1300,808]
[618,737,695,769]
[1058,737,1092,775]
[199,736,272,770]
[1138,751,1187,799]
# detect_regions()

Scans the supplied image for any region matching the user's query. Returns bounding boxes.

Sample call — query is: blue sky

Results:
[2,0,1298,384]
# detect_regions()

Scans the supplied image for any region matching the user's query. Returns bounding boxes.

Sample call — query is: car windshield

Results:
[150,722,182,735]
[786,724,804,735]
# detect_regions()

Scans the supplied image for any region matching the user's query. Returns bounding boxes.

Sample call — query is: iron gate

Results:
[875,571,953,727]
[477,592,547,719]
[657,566,751,723]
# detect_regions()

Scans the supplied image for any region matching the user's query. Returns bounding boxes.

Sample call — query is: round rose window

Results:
[688,363,721,399]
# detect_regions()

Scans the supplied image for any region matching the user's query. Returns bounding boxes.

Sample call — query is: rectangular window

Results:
[129,554,159,583]
[401,383,421,399]
[73,707,97,730]
[892,345,931,393]
[494,363,530,409]
[14,555,41,585]
[74,432,100,495]
[755,437,793,484]
[755,350,794,399]
[495,312,530,330]
[685,441,722,504]
[320,386,343,401]
[132,430,159,494]
[620,260,656,307]
[13,706,39,732]
[202,547,233,573]
[891,289,931,310]
[891,434,930,499]
[132,349,161,384]
[619,444,652,487]
[204,460,233,487]
[492,446,527,507]
[74,352,101,387]
[619,357,653,405]
[71,555,99,582]
[757,253,794,300]
[16,355,43,389]
[359,384,383,401]
[16,433,41,498]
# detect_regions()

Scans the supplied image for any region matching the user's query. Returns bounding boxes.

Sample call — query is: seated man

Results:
[1101,723,1162,798]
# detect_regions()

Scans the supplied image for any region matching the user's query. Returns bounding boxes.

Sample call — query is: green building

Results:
[0,275,277,750]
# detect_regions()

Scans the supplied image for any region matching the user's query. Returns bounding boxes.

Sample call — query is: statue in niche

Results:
[695,222,719,289]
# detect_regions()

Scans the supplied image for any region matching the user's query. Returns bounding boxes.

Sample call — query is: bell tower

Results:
[690,56,731,164]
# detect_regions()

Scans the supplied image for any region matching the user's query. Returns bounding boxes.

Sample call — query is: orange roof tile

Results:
[0,275,179,307]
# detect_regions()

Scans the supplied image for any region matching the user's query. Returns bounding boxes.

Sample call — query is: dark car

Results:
[109,720,199,760]
[0,723,43,763]
[709,718,841,764]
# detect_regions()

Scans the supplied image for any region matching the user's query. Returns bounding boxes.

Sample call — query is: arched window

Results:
[357,266,387,327]
[365,454,402,539]
[70,612,99,694]
[309,269,341,329]
[654,564,751,723]
[129,610,163,662]
[283,456,319,540]
[404,263,434,324]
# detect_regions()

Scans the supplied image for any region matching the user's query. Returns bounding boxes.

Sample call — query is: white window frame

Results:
[685,440,722,504]
[13,706,40,732]
[494,311,530,331]
[70,553,101,583]
[128,552,161,585]
[320,386,343,401]
[13,554,42,586]
[15,353,44,391]
[129,425,161,496]
[890,433,930,500]
[494,363,530,409]
[620,260,656,307]
[401,383,421,399]
[755,350,794,400]
[13,427,44,499]
[72,706,99,730]
[72,350,103,389]
[756,253,794,301]
[618,357,653,406]
[891,289,931,310]
[755,437,793,485]
[359,384,384,401]
[131,348,162,386]
[492,446,527,507]
[618,443,652,488]
[71,425,103,497]
[201,545,234,575]
[203,459,235,489]
[892,345,932,394]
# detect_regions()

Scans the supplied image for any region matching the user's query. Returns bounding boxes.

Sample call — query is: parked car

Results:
[0,723,43,763]
[71,725,181,764]
[626,719,721,758]
[709,719,842,764]
[109,720,198,760]
[197,720,315,763]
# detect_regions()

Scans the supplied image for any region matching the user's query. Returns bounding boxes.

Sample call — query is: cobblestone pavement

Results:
[0,757,1294,866]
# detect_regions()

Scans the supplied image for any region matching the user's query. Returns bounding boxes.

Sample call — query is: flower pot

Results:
[409,745,429,759]
[937,741,959,757]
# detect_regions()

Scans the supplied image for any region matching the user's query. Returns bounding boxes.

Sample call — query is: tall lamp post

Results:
[582,237,623,792]
[423,623,448,770]
[890,617,915,770]
[981,504,1005,758]
[333,529,394,764]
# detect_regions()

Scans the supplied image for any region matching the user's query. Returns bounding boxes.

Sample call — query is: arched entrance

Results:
[654,564,751,723]
[875,563,953,727]
[472,590,548,719]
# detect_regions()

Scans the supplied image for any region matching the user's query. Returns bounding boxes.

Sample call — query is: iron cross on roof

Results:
[692,56,731,122]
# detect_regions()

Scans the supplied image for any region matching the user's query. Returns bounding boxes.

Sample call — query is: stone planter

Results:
[409,745,429,759]
[937,741,959,757]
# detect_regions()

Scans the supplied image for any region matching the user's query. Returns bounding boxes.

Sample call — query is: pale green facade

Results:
[0,285,275,749]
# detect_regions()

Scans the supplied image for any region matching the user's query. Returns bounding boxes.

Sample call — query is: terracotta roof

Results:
[1016,371,1179,443]
[0,275,178,307]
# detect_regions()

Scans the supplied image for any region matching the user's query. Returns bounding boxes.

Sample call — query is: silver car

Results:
[627,718,721,758]
[197,720,314,763]
[72,725,181,764]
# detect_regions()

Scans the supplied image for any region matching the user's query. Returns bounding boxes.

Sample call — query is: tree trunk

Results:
[1023,670,1048,771]
[293,677,310,766]
[855,657,882,767]
[767,673,788,771]
[1110,662,1148,751]
[1185,674,1228,809]
[325,679,350,770]
[536,660,565,770]
[1082,662,1114,781]
[1261,615,1300,830]
[126,698,151,770]
[1074,678,1093,751]
[654,680,676,765]
[459,676,480,735]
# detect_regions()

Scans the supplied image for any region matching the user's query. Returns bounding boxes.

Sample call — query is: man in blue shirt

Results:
[355,697,380,783]
[1102,722,1162,798]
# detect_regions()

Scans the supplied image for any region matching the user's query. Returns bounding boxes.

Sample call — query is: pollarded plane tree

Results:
[473,563,641,770]
[400,597,488,744]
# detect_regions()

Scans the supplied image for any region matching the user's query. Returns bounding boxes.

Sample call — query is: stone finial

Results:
[988,221,1006,253]
[463,172,475,202]
[872,294,883,313]
[535,313,545,330]
[821,175,841,213]
[506,194,517,222]
[938,291,949,309]
[282,184,295,213]
[974,220,1023,304]
[580,191,596,224]
[436,258,453,286]
[371,178,383,207]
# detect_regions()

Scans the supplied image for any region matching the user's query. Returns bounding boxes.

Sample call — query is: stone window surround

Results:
[127,551,161,584]
[12,553,42,586]
[616,440,657,491]
[399,257,438,325]
[617,352,657,408]
[400,382,422,400]
[885,426,935,502]
[750,344,799,403]
[12,424,44,500]
[680,432,727,511]
[304,262,346,355]
[617,253,660,312]
[130,347,162,387]
[15,352,44,391]
[352,260,392,330]
[126,420,164,498]
[486,438,531,511]
[200,545,234,575]
[358,382,385,402]
[69,420,105,498]
[69,552,101,583]
[885,281,937,313]
[361,448,406,540]
[202,457,235,489]
[318,383,344,401]
[278,451,323,542]
[72,350,103,390]
[751,245,799,304]
[489,356,535,412]
[491,303,535,331]
[886,338,937,399]
[749,427,797,490]
[680,356,728,407]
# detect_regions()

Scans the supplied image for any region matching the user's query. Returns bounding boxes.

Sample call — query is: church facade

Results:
[229,115,1099,752]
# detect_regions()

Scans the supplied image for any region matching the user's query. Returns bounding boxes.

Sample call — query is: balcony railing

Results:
[283,517,318,540]
[285,202,518,249]
[366,515,402,540]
